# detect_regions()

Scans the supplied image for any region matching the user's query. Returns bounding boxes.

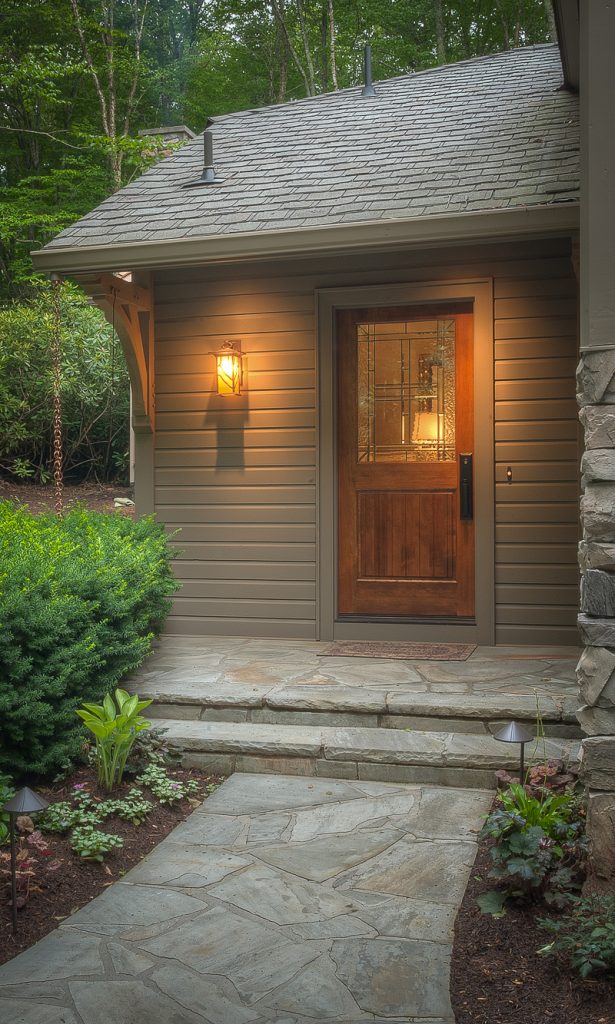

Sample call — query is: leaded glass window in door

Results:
[357,318,456,463]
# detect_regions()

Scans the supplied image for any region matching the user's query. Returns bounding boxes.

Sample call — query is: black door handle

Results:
[460,453,473,521]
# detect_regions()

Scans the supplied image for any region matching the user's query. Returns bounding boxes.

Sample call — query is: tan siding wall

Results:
[154,237,579,643]
[494,273,580,646]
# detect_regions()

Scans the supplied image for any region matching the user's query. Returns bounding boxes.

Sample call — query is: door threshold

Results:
[337,615,477,625]
[332,619,485,644]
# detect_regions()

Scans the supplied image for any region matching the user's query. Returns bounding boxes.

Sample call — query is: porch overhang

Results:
[31,203,579,276]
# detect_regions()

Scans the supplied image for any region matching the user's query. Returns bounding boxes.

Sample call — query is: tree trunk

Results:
[328,0,338,89]
[271,0,314,96]
[276,8,289,102]
[544,0,558,43]
[296,0,317,94]
[434,0,446,64]
[320,7,328,92]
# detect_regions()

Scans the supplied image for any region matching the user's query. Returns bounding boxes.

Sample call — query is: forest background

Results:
[0,0,555,483]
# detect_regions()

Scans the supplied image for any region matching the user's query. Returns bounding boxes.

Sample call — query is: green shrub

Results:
[0,502,179,778]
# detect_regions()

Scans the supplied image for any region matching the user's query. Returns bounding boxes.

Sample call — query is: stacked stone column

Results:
[576,0,615,884]
[578,356,615,882]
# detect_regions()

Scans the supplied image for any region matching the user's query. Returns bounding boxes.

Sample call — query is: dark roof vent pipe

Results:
[361,44,376,97]
[186,122,223,187]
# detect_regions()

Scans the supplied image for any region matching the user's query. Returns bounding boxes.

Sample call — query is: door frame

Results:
[316,278,494,644]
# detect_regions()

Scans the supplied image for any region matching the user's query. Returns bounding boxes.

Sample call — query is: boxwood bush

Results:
[0,503,179,778]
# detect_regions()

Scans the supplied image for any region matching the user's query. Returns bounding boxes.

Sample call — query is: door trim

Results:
[316,279,494,644]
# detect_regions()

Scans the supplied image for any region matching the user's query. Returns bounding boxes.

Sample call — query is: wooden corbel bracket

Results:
[97,273,155,433]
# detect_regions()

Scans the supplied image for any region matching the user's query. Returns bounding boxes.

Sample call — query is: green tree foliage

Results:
[0,0,555,296]
[0,283,129,481]
[0,502,179,778]
[0,1,554,478]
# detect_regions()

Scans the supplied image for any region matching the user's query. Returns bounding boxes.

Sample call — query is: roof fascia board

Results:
[553,0,580,91]
[32,204,580,276]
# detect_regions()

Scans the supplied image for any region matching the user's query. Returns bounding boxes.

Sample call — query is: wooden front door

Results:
[337,303,475,619]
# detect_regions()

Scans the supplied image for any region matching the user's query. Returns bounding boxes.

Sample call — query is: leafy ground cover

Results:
[0,758,223,966]
[451,793,615,1024]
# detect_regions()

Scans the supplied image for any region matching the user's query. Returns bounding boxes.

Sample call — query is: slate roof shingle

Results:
[44,44,579,253]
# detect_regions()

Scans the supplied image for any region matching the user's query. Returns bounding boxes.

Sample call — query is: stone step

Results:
[155,718,581,789]
[143,680,581,739]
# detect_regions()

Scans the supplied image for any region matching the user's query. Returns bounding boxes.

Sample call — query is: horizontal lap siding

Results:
[154,238,579,642]
[493,272,580,645]
[155,281,317,637]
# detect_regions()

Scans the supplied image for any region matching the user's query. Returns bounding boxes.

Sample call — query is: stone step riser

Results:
[148,702,582,740]
[156,719,580,792]
[179,749,499,789]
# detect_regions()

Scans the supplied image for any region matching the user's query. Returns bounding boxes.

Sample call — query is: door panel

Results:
[337,303,475,619]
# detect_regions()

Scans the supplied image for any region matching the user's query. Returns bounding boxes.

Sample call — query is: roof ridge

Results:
[210,43,561,126]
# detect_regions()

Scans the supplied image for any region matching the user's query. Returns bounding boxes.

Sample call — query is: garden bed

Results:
[0,762,224,967]
[0,480,133,516]
[450,827,615,1024]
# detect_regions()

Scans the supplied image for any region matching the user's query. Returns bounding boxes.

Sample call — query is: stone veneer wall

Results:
[576,0,615,884]
[578,358,615,881]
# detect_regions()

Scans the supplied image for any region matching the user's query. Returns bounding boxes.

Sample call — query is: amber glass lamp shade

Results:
[216,342,242,395]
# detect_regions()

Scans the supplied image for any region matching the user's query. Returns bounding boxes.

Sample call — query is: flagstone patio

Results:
[0,772,493,1023]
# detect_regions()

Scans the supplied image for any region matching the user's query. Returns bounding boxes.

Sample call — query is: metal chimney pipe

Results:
[201,129,216,183]
[361,44,376,97]
[185,122,223,187]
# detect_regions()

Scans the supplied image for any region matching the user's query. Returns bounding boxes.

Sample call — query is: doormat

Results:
[320,641,476,661]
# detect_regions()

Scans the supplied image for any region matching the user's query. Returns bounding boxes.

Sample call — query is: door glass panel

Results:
[357,317,456,463]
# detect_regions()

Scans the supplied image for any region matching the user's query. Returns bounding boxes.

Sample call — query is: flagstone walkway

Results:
[0,773,492,1023]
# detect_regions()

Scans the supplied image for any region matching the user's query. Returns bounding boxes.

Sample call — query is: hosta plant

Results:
[76,689,152,792]
[538,894,615,978]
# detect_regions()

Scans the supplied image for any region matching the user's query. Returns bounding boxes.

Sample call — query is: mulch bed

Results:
[0,763,224,967]
[0,480,134,516]
[451,840,615,1024]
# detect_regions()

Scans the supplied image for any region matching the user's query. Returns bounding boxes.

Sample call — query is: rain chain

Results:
[50,273,64,516]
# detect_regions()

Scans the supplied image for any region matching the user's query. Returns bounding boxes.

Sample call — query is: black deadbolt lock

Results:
[460,453,473,521]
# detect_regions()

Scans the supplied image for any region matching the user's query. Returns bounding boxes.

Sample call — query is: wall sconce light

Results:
[216,341,242,395]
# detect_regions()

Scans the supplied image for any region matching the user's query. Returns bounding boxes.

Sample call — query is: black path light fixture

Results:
[3,787,49,934]
[493,721,534,783]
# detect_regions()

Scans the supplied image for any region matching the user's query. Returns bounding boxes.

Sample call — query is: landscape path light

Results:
[492,720,534,783]
[3,787,49,934]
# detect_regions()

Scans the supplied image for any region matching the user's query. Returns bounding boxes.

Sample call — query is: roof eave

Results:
[31,204,580,276]
[553,0,580,91]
